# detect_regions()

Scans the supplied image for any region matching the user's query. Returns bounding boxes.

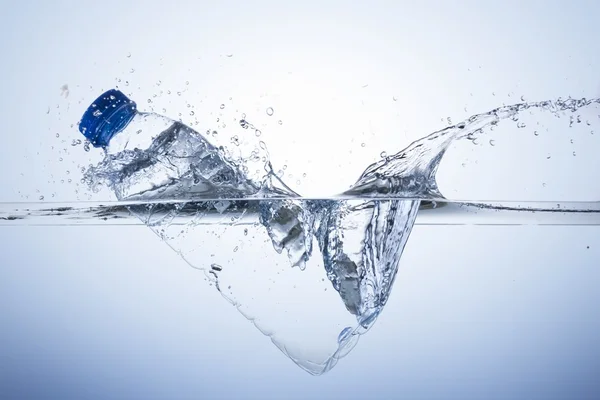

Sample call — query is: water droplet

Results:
[220,104,225,109]
[266,107,274,116]
[489,139,495,146]
[573,151,576,156]
[39,195,44,200]
[129,68,135,73]
[55,133,60,138]
[240,119,249,129]
[517,122,526,128]
[92,110,102,117]
[446,117,452,125]
[190,111,195,116]
[244,228,248,236]
[233,246,239,252]
[380,151,388,158]
[255,129,262,137]
[147,99,152,103]
[185,81,189,85]
[534,130,539,136]
[84,142,91,152]
[361,143,366,147]
[278,120,283,125]
[520,95,525,101]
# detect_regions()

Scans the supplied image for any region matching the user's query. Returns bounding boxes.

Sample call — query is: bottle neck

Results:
[104,112,176,155]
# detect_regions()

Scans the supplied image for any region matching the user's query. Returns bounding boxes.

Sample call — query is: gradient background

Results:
[1,1,599,399]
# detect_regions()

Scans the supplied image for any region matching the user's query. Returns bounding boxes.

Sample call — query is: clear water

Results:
[4,95,598,375]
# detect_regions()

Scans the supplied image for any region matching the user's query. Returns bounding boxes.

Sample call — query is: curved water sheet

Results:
[347,97,600,203]
[124,198,418,375]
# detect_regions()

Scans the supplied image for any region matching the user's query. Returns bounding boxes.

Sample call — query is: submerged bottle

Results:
[79,89,311,266]
[76,89,420,374]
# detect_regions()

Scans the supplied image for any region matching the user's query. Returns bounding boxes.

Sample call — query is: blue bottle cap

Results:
[79,89,137,147]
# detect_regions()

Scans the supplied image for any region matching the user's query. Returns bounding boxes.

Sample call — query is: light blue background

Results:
[1,1,599,399]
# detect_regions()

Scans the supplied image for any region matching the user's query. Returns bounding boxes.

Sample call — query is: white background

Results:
[1,1,599,399]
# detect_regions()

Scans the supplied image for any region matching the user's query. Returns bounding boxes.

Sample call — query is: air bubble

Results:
[266,107,274,116]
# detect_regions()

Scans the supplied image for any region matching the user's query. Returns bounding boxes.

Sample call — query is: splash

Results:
[74,95,600,375]
[347,97,600,201]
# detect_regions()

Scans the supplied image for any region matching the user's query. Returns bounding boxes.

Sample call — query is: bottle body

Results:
[101,112,259,201]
